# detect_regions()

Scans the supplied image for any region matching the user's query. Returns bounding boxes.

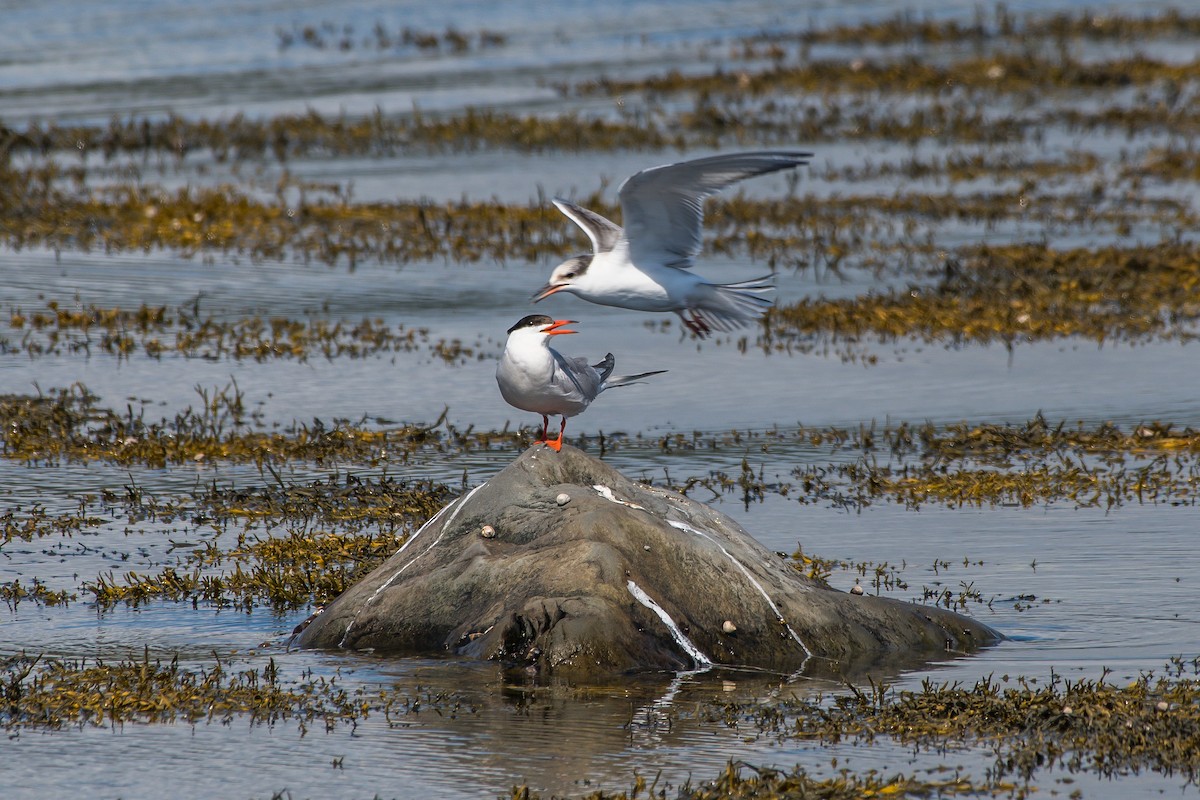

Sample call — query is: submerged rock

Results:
[295,445,999,675]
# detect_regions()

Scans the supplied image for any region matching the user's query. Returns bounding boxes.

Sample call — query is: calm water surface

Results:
[2,0,1198,798]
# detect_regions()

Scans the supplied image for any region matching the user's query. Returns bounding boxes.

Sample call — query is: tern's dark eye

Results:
[564,271,576,279]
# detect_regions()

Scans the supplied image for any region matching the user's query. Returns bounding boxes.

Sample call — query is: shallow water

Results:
[3,0,1200,798]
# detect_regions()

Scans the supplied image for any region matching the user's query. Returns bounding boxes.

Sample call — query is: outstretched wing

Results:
[552,198,624,254]
[617,151,811,268]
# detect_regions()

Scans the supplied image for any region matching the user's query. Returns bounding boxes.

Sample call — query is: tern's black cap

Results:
[507,314,555,334]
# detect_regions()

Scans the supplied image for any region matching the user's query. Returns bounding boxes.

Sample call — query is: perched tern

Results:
[496,314,666,451]
[533,150,812,337]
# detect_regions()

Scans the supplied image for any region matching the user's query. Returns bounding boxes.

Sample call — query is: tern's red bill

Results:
[546,319,578,335]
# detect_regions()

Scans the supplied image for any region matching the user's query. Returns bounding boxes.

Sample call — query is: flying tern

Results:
[496,314,666,451]
[533,150,812,337]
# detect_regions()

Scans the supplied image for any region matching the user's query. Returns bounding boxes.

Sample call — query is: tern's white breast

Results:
[574,251,703,312]
[497,339,590,417]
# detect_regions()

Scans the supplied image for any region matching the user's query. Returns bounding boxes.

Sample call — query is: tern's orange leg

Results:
[543,417,567,452]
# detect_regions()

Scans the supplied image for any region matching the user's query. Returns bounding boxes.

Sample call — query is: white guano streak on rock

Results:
[592,484,646,510]
[338,482,486,647]
[668,519,813,658]
[627,580,713,668]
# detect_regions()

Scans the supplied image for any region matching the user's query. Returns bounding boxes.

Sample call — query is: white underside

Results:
[496,335,595,417]
[572,250,704,312]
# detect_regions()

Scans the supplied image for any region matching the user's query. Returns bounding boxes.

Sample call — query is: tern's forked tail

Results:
[693,274,775,332]
[605,369,667,389]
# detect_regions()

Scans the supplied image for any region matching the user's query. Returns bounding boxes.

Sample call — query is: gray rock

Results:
[295,445,1000,676]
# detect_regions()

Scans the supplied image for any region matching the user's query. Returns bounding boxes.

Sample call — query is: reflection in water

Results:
[362,661,847,795]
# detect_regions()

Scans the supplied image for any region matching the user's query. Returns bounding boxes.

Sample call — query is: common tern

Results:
[533,150,812,337]
[496,314,666,451]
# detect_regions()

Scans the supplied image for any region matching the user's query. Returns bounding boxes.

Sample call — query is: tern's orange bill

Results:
[546,319,578,335]
[532,284,564,302]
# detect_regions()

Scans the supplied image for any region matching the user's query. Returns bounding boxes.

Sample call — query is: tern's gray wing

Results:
[617,150,812,268]
[552,198,624,255]
[552,350,605,402]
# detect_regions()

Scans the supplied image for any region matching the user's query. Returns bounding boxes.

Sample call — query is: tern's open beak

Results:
[545,319,578,335]
[532,283,564,302]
